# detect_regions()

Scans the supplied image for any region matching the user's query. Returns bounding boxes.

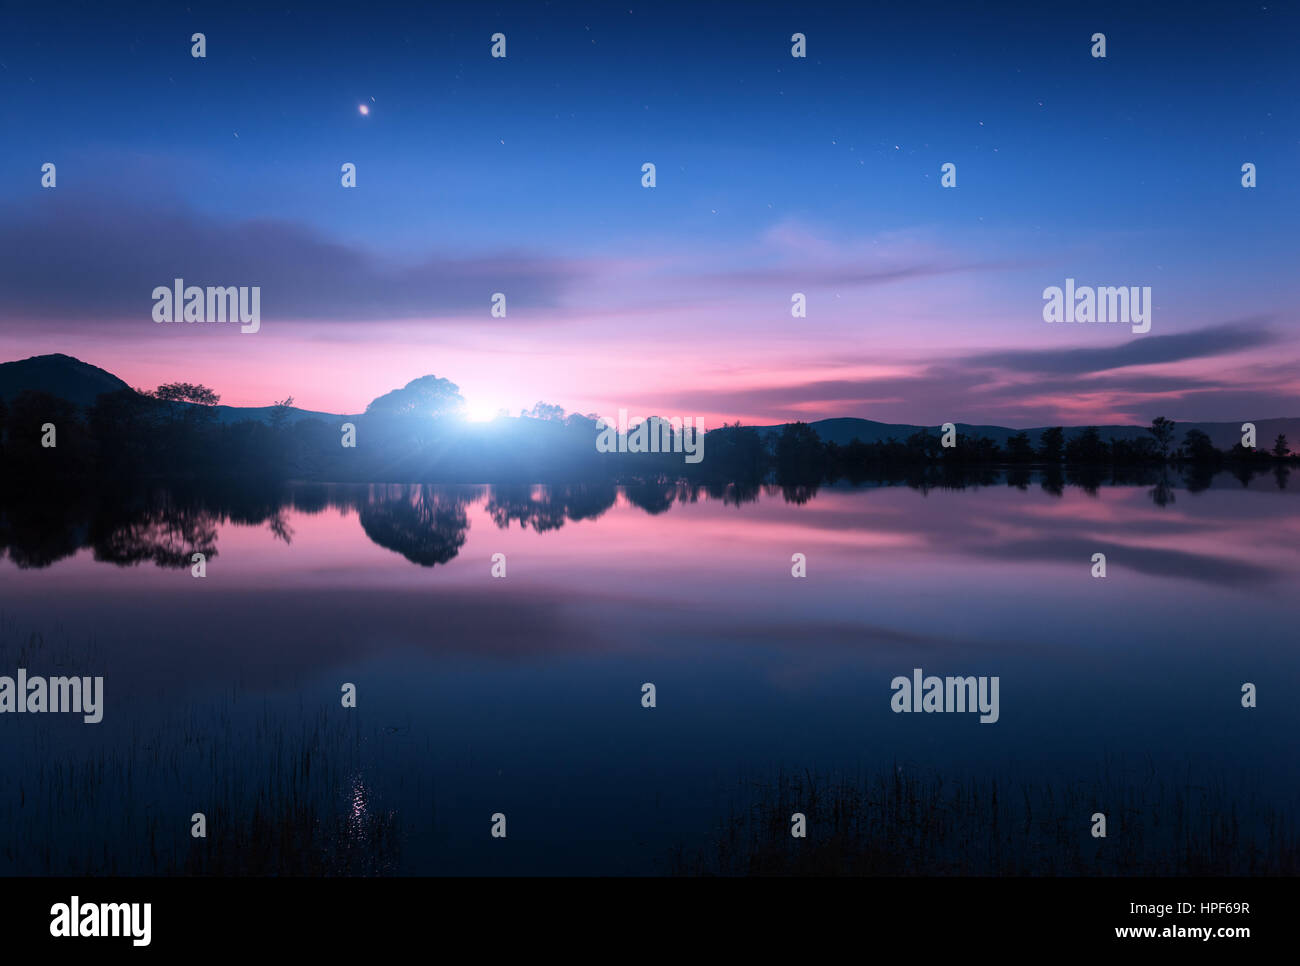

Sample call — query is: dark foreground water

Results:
[0,472,1296,874]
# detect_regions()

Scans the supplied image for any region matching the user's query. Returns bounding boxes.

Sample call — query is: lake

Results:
[1,471,1296,874]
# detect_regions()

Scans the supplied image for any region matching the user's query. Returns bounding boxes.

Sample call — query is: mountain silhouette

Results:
[0,353,131,408]
[751,416,1299,454]
[2,353,1296,451]
[0,353,349,424]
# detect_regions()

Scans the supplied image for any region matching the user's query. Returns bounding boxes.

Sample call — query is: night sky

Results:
[1,0,1296,426]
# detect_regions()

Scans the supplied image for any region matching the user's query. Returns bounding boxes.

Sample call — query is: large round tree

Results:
[365,375,466,419]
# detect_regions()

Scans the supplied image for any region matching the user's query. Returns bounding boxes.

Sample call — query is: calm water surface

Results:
[1,474,1296,873]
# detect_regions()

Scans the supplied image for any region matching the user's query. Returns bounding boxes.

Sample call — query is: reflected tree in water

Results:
[485,483,618,533]
[357,485,472,566]
[623,480,677,515]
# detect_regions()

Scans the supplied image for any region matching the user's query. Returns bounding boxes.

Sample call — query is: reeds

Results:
[670,764,1299,876]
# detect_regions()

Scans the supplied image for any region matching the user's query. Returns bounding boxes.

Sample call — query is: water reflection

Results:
[0,469,1296,579]
[1,470,1296,875]
[358,484,477,566]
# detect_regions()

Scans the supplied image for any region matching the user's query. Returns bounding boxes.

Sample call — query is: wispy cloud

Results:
[0,199,588,321]
[964,321,1277,375]
[659,323,1300,424]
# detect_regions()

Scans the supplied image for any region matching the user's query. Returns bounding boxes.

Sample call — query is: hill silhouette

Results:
[0,354,1295,487]
[0,353,348,424]
[753,416,1300,455]
[0,353,130,408]
[6,353,1298,448]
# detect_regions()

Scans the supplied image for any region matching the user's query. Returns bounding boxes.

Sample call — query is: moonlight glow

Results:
[464,402,502,422]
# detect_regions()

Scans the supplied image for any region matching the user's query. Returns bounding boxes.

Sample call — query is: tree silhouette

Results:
[270,396,295,431]
[1148,477,1176,507]
[521,401,566,421]
[1182,428,1219,464]
[1005,431,1034,463]
[93,505,220,569]
[1065,426,1106,464]
[1273,433,1289,458]
[775,422,826,482]
[152,382,220,406]
[4,391,93,480]
[1148,416,1176,461]
[1037,427,1064,463]
[365,376,466,419]
[357,485,470,566]
[623,480,678,514]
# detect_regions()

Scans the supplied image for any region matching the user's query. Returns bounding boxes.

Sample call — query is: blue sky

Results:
[2,0,1297,424]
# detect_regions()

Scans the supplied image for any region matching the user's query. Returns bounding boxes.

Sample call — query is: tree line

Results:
[0,379,1292,487]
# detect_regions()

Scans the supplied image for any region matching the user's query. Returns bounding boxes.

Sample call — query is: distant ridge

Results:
[762,417,1300,454]
[0,353,131,408]
[1,353,1296,448]
[0,353,351,424]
